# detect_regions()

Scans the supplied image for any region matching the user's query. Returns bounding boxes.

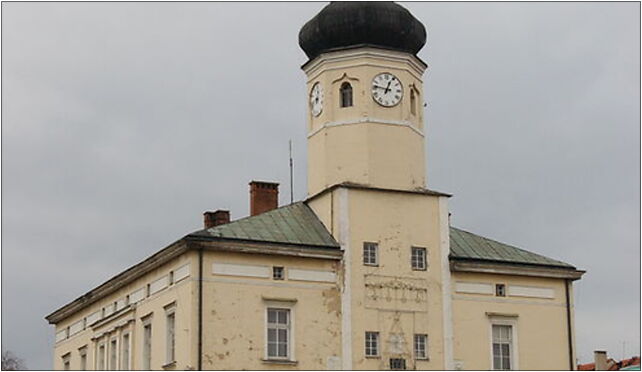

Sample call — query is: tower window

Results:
[411,247,427,270]
[363,242,378,266]
[495,284,506,297]
[340,82,353,107]
[390,358,406,370]
[365,331,379,357]
[410,89,417,115]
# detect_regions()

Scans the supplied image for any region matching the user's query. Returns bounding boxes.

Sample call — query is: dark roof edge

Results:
[186,237,343,260]
[300,44,428,70]
[184,234,340,250]
[450,259,585,281]
[306,182,452,202]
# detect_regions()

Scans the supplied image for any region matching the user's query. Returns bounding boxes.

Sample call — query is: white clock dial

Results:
[372,73,403,107]
[310,82,324,117]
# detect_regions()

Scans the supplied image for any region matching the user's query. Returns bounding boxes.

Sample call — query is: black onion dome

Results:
[299,2,426,61]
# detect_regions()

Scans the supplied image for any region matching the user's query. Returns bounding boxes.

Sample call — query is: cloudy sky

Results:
[2,2,639,369]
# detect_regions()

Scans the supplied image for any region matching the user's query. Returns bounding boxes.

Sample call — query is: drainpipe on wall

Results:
[198,248,204,370]
[565,279,574,370]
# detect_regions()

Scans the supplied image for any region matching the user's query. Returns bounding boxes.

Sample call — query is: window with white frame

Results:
[121,333,130,370]
[266,308,290,359]
[62,353,70,371]
[365,331,379,357]
[97,342,106,370]
[363,242,378,266]
[411,247,427,270]
[109,338,117,370]
[492,324,513,370]
[143,317,152,370]
[166,305,176,364]
[79,347,87,371]
[414,334,428,360]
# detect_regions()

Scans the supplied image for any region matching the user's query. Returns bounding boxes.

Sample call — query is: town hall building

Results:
[46,2,585,370]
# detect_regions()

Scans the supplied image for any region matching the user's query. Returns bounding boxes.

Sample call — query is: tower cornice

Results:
[302,47,427,82]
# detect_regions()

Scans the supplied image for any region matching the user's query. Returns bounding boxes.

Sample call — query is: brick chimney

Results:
[249,181,279,216]
[594,350,608,371]
[203,210,230,229]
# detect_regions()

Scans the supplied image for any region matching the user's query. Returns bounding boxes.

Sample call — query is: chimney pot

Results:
[249,181,279,216]
[203,210,230,229]
[594,350,608,371]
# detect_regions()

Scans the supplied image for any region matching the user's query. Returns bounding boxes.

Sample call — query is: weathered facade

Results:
[46,2,584,370]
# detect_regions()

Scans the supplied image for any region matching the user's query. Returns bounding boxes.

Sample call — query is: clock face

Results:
[310,82,324,117]
[372,73,403,107]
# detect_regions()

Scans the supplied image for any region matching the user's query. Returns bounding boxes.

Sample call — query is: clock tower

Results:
[300,2,454,370]
[300,2,429,197]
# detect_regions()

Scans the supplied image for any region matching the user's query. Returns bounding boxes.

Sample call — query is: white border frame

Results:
[264,302,296,362]
[488,316,519,371]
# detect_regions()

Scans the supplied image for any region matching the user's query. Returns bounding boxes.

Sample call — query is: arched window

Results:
[410,89,417,115]
[340,82,353,108]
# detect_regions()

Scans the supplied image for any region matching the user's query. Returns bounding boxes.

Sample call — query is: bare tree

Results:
[2,351,26,371]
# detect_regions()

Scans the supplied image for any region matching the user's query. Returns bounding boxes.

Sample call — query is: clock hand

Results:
[384,81,392,94]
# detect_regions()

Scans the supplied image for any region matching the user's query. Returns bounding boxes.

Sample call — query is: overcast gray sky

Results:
[2,2,639,369]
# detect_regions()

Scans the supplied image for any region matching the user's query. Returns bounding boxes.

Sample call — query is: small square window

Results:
[411,247,427,270]
[390,358,406,370]
[273,266,285,280]
[363,242,378,266]
[495,284,506,297]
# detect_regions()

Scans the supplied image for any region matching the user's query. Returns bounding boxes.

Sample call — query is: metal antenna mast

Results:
[289,140,294,204]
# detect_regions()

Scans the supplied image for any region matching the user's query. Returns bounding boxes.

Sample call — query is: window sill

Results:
[365,355,381,359]
[162,361,176,369]
[261,359,298,365]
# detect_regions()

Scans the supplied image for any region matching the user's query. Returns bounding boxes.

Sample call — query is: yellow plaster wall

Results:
[451,272,574,370]
[200,250,342,370]
[51,251,198,370]
[309,187,450,370]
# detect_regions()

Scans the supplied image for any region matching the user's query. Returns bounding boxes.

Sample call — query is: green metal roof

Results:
[189,202,340,249]
[189,202,573,268]
[449,226,574,268]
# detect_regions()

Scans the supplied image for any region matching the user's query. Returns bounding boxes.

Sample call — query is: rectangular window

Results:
[273,266,285,280]
[495,284,506,297]
[79,347,87,371]
[121,333,130,370]
[365,331,379,357]
[62,354,70,371]
[267,308,290,359]
[166,310,176,363]
[414,334,428,360]
[390,358,406,370]
[143,320,152,370]
[98,343,106,370]
[110,338,117,370]
[363,242,378,266]
[411,247,427,270]
[492,325,513,370]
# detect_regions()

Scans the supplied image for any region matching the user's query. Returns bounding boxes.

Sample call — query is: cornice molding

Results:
[449,260,585,280]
